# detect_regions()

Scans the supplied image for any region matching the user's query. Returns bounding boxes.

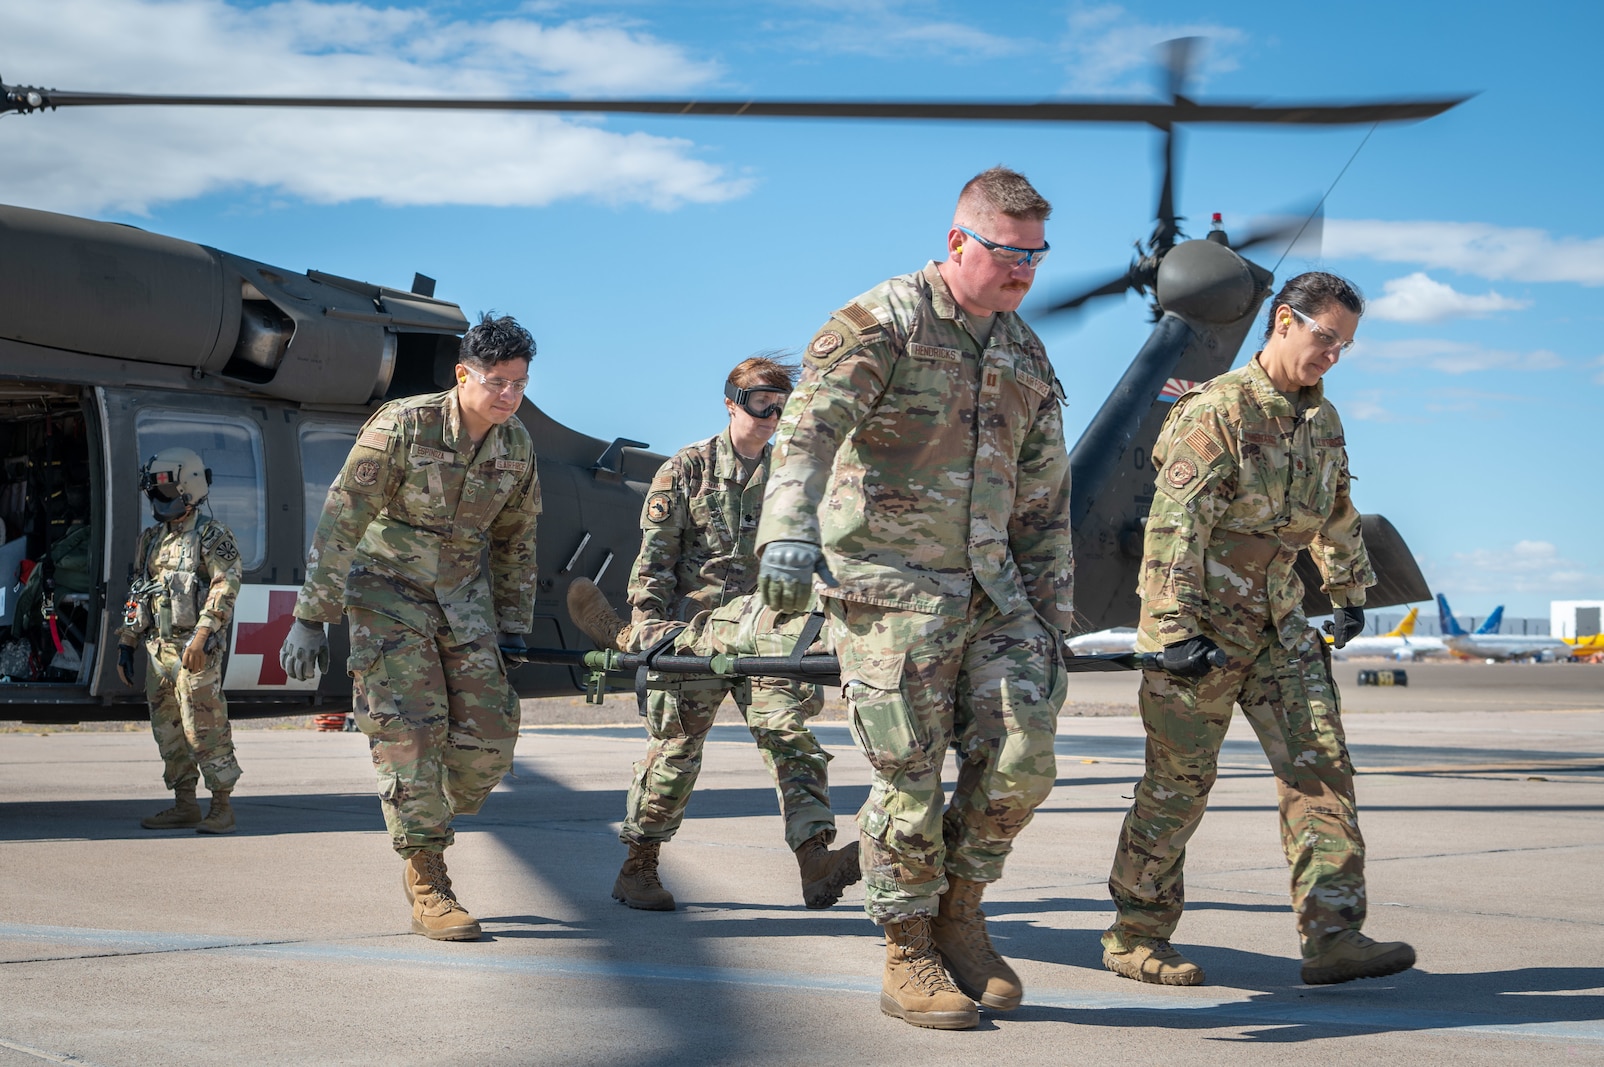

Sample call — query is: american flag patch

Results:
[1184,428,1224,463]
[1158,378,1203,403]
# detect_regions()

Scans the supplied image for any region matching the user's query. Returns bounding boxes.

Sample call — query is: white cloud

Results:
[1,0,745,215]
[1059,5,1247,95]
[1342,389,1405,422]
[1368,272,1530,323]
[756,2,1022,58]
[1357,338,1565,374]
[1434,540,1602,599]
[1326,220,1604,286]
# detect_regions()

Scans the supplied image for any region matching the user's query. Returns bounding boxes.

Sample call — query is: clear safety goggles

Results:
[724,381,790,420]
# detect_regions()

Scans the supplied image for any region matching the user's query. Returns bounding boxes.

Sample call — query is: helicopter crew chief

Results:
[754,167,1072,1030]
[567,356,861,913]
[118,447,244,835]
[280,314,541,942]
[1103,271,1415,988]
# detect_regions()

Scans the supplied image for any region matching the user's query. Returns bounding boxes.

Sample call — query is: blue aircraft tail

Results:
[1437,593,1469,637]
[1475,606,1504,634]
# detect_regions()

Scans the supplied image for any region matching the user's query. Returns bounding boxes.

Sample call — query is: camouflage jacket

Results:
[296,389,542,644]
[118,512,242,644]
[628,428,768,637]
[1139,354,1374,652]
[756,261,1073,626]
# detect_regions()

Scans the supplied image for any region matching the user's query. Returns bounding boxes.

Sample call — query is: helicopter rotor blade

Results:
[1151,37,1203,253]
[0,85,1471,126]
[1160,36,1202,102]
[1230,201,1324,261]
[1037,270,1142,318]
[1152,123,1182,253]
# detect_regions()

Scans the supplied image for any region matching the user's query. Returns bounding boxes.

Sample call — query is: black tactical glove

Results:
[1161,634,1224,678]
[117,644,137,687]
[498,631,528,665]
[1330,605,1365,650]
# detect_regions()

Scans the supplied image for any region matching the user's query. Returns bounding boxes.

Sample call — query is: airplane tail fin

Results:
[1475,606,1504,634]
[1437,593,1468,637]
[1386,606,1420,637]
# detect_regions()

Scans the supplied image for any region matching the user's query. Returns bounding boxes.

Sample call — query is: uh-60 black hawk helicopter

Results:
[0,40,1457,723]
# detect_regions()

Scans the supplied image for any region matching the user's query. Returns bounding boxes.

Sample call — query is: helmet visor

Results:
[140,466,184,501]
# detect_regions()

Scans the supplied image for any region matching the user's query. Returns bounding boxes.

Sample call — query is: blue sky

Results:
[4,0,1600,616]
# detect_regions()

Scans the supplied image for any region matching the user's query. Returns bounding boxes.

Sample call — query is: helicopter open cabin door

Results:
[0,383,104,697]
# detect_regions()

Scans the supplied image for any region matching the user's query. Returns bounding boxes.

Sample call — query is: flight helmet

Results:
[139,447,211,521]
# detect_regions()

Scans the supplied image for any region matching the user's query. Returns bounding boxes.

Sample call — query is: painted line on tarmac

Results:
[0,1036,109,1066]
[4,923,1601,1045]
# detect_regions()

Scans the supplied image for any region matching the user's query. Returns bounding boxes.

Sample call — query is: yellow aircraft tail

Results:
[1386,606,1420,638]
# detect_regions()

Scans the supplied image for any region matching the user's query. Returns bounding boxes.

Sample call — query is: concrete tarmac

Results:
[2,661,1602,1065]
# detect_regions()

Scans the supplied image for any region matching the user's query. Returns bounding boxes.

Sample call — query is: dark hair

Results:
[728,352,799,392]
[956,166,1052,222]
[459,312,535,370]
[1263,272,1365,340]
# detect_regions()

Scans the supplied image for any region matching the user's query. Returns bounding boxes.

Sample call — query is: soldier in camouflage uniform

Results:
[568,357,860,914]
[281,314,541,942]
[117,446,244,835]
[754,168,1072,1030]
[1103,272,1416,988]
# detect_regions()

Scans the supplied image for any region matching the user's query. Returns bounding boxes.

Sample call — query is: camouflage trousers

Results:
[622,597,834,851]
[826,589,1064,924]
[346,607,521,857]
[1107,625,1366,957]
[143,635,241,794]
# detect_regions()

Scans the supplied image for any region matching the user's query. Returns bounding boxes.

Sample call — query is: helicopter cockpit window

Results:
[134,412,266,571]
[298,423,359,554]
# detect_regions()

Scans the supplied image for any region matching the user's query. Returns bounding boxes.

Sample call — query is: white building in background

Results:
[1551,600,1604,639]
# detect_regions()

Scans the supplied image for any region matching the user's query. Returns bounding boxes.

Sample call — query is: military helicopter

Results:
[0,42,1456,722]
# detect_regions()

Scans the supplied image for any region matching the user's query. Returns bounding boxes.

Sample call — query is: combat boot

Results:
[567,578,631,652]
[794,831,861,909]
[196,790,236,835]
[404,851,483,941]
[140,785,202,829]
[1101,935,1205,986]
[612,841,675,911]
[1301,930,1415,985]
[881,916,979,1030]
[930,876,1023,1010]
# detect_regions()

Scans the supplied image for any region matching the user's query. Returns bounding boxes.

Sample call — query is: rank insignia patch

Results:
[647,491,673,523]
[811,331,843,356]
[1165,459,1198,489]
[352,458,382,487]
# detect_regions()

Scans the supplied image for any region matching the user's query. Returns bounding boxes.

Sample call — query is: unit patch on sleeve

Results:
[212,538,240,563]
[811,331,843,357]
[646,491,673,524]
[352,458,382,487]
[1165,458,1198,489]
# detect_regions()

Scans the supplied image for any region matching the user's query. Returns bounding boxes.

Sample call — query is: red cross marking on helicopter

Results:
[234,589,300,685]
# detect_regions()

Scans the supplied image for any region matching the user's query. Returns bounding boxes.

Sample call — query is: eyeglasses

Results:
[724,380,790,420]
[1289,307,1356,353]
[955,225,1050,269]
[466,368,530,395]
